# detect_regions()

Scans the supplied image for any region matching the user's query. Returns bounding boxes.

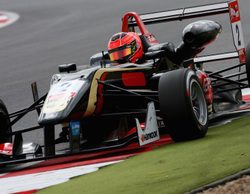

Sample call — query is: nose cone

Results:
[183,20,222,49]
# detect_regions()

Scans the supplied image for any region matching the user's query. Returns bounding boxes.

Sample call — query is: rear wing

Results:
[125,0,250,90]
[129,3,229,25]
[128,0,246,65]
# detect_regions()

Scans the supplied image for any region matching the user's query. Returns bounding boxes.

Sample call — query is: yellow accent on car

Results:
[83,67,147,117]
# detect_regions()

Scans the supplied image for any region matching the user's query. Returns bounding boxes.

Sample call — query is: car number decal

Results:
[229,0,246,63]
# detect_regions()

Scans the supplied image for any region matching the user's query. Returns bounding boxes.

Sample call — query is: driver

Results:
[107,32,144,64]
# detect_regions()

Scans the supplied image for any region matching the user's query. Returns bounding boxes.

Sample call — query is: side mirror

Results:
[90,51,109,66]
[144,50,165,60]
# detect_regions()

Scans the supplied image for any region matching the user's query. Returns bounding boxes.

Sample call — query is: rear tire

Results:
[246,43,250,85]
[0,99,12,143]
[159,69,208,142]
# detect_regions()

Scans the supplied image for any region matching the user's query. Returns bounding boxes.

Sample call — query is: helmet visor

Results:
[109,46,132,61]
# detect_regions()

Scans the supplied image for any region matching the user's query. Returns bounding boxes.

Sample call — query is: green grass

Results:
[39,116,250,194]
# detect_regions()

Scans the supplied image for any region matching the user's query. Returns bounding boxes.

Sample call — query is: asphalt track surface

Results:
[0,0,250,144]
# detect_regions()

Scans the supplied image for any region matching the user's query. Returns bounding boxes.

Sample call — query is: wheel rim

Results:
[190,80,207,126]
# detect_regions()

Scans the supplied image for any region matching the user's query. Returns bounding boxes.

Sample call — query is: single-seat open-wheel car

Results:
[0,0,250,165]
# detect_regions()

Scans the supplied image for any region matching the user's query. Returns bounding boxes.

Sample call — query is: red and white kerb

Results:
[0,11,19,29]
[0,13,9,23]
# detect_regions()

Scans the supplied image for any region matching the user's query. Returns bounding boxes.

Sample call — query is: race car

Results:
[0,0,249,164]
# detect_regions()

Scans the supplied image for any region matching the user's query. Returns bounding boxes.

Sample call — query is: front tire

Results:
[0,99,12,143]
[159,69,208,142]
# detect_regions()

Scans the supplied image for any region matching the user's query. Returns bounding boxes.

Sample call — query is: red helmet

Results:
[108,32,143,63]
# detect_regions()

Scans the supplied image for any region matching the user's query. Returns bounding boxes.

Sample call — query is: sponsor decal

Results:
[141,131,158,142]
[42,80,84,113]
[69,121,81,152]
[238,48,246,64]
[0,143,13,156]
[136,102,160,146]
[229,0,240,23]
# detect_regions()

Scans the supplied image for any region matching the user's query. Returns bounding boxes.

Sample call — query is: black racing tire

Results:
[246,43,250,85]
[0,99,12,143]
[159,68,208,142]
